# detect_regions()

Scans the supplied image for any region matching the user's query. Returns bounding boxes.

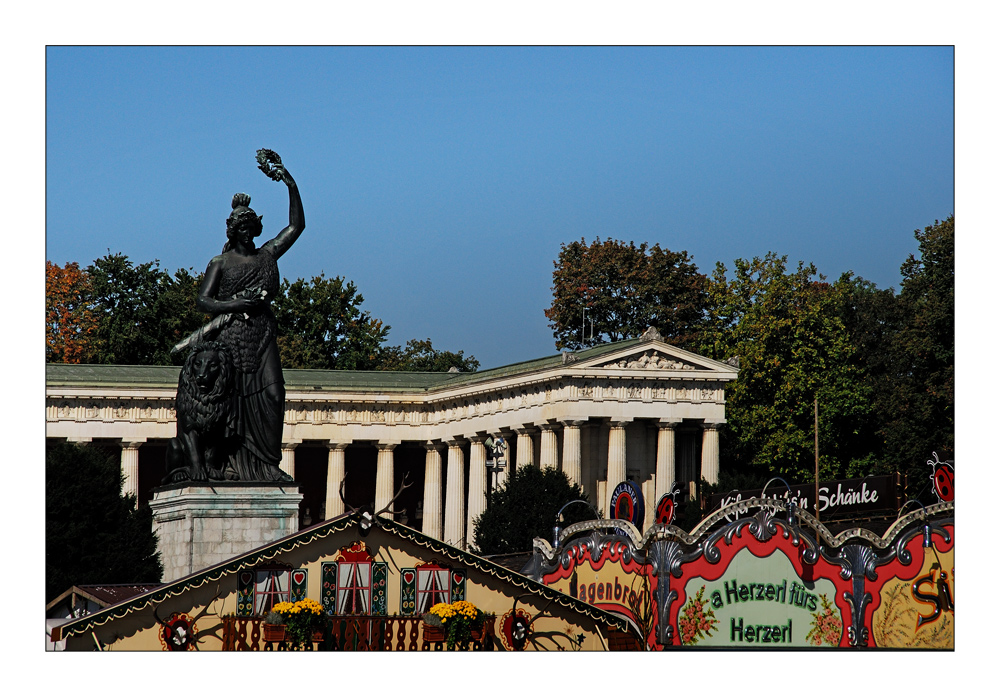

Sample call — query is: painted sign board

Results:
[679,548,841,647]
[531,499,953,651]
[709,475,898,519]
[869,524,954,649]
[542,540,649,626]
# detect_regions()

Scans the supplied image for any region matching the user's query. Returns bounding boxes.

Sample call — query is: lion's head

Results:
[177,341,235,433]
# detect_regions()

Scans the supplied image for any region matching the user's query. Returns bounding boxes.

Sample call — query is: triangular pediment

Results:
[597,348,701,371]
[570,340,738,376]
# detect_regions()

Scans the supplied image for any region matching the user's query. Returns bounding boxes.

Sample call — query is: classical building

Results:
[45,333,737,550]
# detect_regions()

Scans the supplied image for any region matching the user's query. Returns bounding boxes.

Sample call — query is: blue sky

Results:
[45,46,953,369]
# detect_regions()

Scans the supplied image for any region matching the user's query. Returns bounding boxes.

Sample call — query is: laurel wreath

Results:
[256,148,283,181]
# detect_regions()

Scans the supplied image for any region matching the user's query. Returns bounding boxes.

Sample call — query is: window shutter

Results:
[321,562,337,615]
[237,570,254,617]
[400,568,417,615]
[451,569,466,602]
[290,568,308,602]
[372,562,388,615]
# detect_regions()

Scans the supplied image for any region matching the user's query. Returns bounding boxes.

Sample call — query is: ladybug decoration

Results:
[928,452,954,503]
[655,482,682,526]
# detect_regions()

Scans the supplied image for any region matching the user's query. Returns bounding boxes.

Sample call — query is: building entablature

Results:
[47,339,736,442]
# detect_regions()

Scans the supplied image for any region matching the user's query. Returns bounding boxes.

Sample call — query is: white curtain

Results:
[254,570,289,615]
[416,569,450,613]
[337,562,371,614]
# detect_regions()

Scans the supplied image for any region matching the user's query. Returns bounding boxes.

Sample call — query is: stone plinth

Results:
[150,483,303,583]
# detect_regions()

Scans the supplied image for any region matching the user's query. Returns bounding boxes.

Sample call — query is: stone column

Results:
[444,440,466,548]
[375,442,398,513]
[559,420,585,487]
[280,442,299,479]
[515,427,535,469]
[466,436,488,540]
[655,420,680,504]
[324,441,348,520]
[539,424,559,470]
[604,420,629,517]
[701,422,722,485]
[495,432,513,488]
[120,439,145,505]
[422,442,444,539]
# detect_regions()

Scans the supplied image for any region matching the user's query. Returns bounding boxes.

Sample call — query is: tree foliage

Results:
[46,261,97,363]
[880,217,954,494]
[47,256,478,373]
[545,238,709,351]
[471,466,595,555]
[272,273,390,370]
[46,441,163,602]
[377,338,480,373]
[84,253,207,365]
[696,254,873,483]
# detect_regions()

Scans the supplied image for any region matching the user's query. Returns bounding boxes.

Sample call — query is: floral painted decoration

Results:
[806,594,843,647]
[678,585,719,645]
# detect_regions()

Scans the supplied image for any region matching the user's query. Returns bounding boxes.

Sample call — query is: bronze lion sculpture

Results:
[163,341,239,483]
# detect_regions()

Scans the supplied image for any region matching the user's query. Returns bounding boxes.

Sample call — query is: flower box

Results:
[263,624,324,644]
[422,623,484,644]
[423,624,446,642]
[263,624,286,642]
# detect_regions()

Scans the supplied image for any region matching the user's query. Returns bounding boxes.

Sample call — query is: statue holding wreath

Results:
[164,150,304,483]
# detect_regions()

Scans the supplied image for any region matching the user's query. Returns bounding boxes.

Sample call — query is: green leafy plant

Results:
[271,599,327,649]
[424,601,486,649]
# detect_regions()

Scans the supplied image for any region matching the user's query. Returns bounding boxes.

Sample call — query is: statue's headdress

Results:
[225,193,263,249]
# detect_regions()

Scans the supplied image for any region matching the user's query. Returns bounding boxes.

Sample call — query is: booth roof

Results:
[51,509,634,642]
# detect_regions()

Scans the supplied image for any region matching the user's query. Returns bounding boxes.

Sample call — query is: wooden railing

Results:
[222,615,496,651]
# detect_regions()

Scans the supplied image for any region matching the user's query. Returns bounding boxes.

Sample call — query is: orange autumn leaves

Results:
[46,261,97,363]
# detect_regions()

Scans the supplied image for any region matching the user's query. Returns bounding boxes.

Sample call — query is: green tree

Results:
[85,253,207,365]
[377,338,479,372]
[271,273,391,370]
[881,217,954,495]
[46,441,163,602]
[545,238,709,351]
[471,466,595,555]
[697,254,873,483]
[832,273,906,476]
[158,266,210,359]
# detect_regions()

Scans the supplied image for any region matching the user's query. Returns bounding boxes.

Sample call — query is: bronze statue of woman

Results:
[189,152,304,482]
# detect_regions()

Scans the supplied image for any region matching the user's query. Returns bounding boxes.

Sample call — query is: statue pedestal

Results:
[150,483,303,583]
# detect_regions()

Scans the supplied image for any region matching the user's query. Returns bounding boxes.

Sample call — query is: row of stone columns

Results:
[80,418,722,540]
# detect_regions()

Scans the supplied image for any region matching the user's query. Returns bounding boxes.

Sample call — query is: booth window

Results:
[236,564,308,617]
[416,565,450,613]
[337,559,372,614]
[400,562,466,615]
[322,543,388,616]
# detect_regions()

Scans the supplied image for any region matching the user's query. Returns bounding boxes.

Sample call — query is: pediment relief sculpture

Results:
[598,350,700,371]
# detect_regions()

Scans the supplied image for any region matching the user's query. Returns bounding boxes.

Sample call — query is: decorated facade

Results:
[528,496,954,649]
[51,511,634,651]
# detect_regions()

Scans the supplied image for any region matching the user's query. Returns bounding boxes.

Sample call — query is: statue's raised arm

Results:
[256,149,305,259]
